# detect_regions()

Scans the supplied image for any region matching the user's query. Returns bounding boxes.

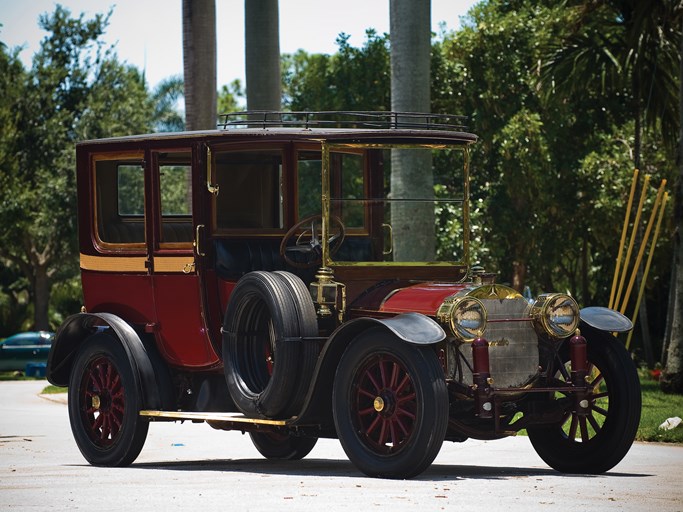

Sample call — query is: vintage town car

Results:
[47,111,641,479]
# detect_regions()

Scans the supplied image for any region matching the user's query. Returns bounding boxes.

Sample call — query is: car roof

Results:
[76,111,478,147]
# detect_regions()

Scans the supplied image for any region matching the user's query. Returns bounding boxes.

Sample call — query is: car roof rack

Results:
[218,111,469,132]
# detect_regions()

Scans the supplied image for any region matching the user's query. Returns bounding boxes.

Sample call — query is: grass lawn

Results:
[637,370,683,443]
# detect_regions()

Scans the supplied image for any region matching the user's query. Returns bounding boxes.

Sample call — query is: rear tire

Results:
[249,431,318,460]
[68,333,149,466]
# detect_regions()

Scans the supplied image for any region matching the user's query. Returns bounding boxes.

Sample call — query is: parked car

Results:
[0,331,54,371]
[47,111,640,479]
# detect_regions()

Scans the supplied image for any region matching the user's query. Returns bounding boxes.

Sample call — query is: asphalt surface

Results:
[1,379,682,511]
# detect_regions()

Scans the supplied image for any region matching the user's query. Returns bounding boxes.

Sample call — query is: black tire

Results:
[527,327,641,473]
[332,328,449,479]
[222,271,303,418]
[273,271,319,414]
[68,333,149,466]
[249,431,318,460]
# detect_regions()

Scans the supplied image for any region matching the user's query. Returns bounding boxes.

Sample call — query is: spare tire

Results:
[273,271,319,414]
[222,271,313,418]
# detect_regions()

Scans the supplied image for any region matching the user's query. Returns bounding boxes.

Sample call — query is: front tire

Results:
[527,327,641,473]
[68,333,149,466]
[332,329,449,479]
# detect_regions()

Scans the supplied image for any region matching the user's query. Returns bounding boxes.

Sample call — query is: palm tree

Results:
[389,0,433,261]
[245,0,281,111]
[182,0,217,130]
[541,0,680,165]
[541,0,682,389]
[662,19,683,394]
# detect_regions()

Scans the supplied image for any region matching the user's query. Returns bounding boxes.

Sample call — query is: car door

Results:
[150,147,220,368]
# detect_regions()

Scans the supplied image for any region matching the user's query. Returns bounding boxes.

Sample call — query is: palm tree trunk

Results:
[389,0,433,261]
[661,18,683,393]
[245,0,281,111]
[182,0,217,130]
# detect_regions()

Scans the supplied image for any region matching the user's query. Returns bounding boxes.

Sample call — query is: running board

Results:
[139,410,289,427]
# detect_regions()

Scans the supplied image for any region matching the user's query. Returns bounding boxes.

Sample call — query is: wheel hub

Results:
[373,391,396,416]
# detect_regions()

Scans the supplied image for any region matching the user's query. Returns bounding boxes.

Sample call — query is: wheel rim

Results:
[78,356,126,448]
[350,353,418,454]
[556,360,610,443]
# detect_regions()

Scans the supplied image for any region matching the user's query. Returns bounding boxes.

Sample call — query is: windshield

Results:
[320,143,469,266]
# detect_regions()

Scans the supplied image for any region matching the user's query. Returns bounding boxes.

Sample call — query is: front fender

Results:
[47,312,162,410]
[292,313,445,426]
[580,307,633,333]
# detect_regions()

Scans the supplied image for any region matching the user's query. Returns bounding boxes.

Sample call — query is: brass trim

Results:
[467,284,522,300]
[206,146,219,195]
[80,253,147,272]
[195,224,205,256]
[154,256,195,273]
[139,410,289,426]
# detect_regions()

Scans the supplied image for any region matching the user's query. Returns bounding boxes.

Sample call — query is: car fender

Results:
[579,307,633,333]
[47,312,162,410]
[294,313,445,425]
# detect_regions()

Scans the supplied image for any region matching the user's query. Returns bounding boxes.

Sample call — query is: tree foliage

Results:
[0,6,153,333]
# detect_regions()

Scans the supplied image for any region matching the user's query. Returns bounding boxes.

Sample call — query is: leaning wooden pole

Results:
[626,192,669,350]
[619,179,667,315]
[609,168,639,310]
[613,174,651,312]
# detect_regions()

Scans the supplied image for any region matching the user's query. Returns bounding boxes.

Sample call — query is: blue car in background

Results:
[0,331,54,373]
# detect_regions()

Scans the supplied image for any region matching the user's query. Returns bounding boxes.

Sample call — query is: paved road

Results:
[1,380,682,511]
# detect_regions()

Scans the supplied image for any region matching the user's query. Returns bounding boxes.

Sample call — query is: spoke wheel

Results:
[527,326,641,473]
[333,328,448,479]
[80,355,126,447]
[68,333,148,466]
[353,353,419,454]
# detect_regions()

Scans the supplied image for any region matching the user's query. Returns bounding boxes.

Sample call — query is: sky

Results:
[0,0,478,90]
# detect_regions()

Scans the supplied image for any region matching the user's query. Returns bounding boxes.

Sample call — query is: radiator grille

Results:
[458,297,539,388]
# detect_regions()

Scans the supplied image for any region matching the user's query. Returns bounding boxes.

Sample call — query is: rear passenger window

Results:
[94,154,146,246]
[157,151,193,245]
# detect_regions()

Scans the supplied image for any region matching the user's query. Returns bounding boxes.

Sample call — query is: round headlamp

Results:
[532,293,579,338]
[437,296,487,342]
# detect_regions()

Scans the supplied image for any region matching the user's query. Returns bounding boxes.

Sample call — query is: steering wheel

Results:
[280,214,346,268]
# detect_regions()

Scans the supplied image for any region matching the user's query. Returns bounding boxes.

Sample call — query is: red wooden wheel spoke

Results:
[395,373,411,396]
[591,404,609,417]
[568,414,579,440]
[365,367,381,394]
[377,419,388,445]
[579,416,590,442]
[352,353,419,453]
[389,361,400,389]
[378,360,388,388]
[587,412,601,433]
[81,356,126,447]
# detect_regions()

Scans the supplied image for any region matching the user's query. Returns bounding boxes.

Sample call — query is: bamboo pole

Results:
[613,174,651,312]
[619,179,667,315]
[626,191,669,350]
[609,168,639,310]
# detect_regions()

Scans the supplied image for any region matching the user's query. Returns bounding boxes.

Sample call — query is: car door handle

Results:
[194,224,206,257]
